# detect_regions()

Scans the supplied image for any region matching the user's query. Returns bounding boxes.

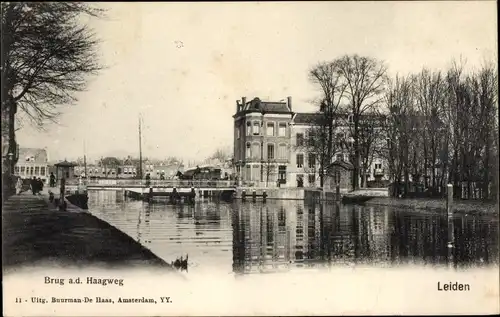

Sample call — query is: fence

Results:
[84,178,236,188]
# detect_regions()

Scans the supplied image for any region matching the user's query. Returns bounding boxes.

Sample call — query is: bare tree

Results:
[208,146,231,164]
[414,69,447,193]
[300,61,346,187]
[1,2,104,171]
[381,74,416,197]
[334,54,387,190]
[263,159,276,187]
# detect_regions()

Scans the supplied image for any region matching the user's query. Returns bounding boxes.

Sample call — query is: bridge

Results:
[81,179,237,193]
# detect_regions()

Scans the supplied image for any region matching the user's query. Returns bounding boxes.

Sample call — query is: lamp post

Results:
[7,152,14,173]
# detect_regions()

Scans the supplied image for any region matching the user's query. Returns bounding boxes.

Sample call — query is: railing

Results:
[85,179,236,188]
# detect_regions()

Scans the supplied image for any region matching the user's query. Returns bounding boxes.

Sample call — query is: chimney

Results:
[287,96,292,111]
[241,97,247,110]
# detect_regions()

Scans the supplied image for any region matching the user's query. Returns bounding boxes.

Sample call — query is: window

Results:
[35,166,40,175]
[308,153,316,168]
[246,122,252,136]
[278,144,287,159]
[278,123,287,137]
[296,133,304,146]
[266,122,275,136]
[20,166,25,174]
[336,154,343,161]
[296,154,304,168]
[334,170,341,183]
[15,166,19,173]
[253,122,260,135]
[267,144,275,160]
[40,167,46,176]
[308,174,316,184]
[307,131,315,146]
[246,143,251,158]
[375,163,382,170]
[251,143,260,159]
[246,165,251,180]
[236,127,240,139]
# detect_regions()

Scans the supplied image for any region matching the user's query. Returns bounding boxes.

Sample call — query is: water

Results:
[87,190,499,275]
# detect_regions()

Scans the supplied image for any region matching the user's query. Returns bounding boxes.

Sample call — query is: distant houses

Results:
[73,157,185,180]
[14,148,50,182]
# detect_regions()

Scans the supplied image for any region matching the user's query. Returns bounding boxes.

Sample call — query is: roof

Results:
[18,147,48,163]
[293,113,324,125]
[239,97,292,114]
[55,160,77,167]
[329,160,354,170]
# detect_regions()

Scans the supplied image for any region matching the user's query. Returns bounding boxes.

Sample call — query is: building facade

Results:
[233,96,294,187]
[233,96,389,189]
[14,148,50,182]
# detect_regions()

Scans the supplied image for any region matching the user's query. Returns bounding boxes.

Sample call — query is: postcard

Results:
[2,1,498,316]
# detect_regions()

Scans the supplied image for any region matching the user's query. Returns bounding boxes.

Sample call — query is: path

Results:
[2,190,173,271]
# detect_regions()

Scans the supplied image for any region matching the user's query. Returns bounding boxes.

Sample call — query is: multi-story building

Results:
[289,111,388,188]
[14,148,50,182]
[233,96,294,187]
[233,96,389,189]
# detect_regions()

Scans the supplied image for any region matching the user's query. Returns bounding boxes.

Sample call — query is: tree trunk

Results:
[7,101,18,174]
[353,120,360,191]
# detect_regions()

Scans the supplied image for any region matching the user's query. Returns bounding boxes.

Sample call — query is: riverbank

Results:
[2,191,173,272]
[365,197,498,216]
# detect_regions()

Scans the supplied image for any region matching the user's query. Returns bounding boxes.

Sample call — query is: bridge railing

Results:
[86,179,236,188]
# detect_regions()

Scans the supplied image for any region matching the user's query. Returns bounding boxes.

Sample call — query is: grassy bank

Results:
[365,197,498,216]
[2,193,173,271]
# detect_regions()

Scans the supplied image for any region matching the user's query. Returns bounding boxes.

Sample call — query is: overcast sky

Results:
[17,1,497,163]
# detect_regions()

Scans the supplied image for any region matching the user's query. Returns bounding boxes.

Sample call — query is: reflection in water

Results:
[88,191,499,275]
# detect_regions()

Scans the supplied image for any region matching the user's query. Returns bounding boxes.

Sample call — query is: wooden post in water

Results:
[446,183,454,268]
[262,190,267,203]
[242,189,246,202]
[190,187,196,204]
[446,184,453,216]
[252,190,257,203]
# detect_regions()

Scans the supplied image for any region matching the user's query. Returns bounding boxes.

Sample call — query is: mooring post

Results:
[148,187,153,203]
[446,184,453,216]
[446,183,454,267]
[170,187,176,204]
[263,190,267,203]
[336,184,340,201]
[191,187,196,204]
[252,190,257,203]
[242,189,246,202]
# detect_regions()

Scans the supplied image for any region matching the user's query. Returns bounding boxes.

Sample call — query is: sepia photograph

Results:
[2,1,499,316]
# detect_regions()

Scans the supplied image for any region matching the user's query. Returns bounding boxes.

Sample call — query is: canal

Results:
[88,190,499,276]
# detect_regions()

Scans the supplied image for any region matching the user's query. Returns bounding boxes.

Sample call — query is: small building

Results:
[54,160,77,181]
[14,147,49,182]
[325,160,354,193]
